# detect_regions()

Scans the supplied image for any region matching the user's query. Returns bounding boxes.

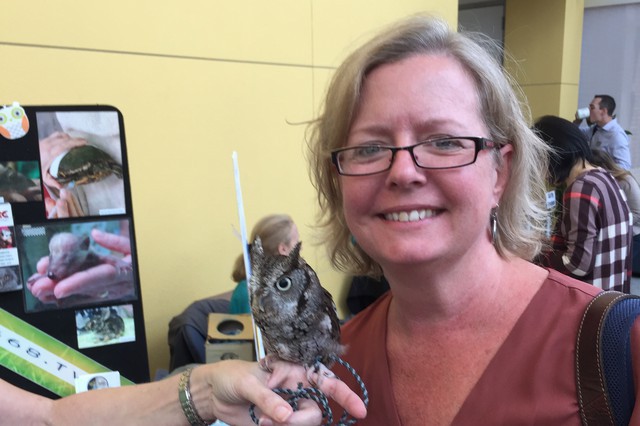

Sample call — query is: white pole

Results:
[231,151,265,361]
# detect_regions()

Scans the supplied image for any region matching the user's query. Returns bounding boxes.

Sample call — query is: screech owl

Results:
[249,238,344,369]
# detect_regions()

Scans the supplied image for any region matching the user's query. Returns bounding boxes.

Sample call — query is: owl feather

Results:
[249,238,343,370]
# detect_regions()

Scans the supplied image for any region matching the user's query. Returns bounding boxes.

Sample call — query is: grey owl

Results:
[249,238,343,370]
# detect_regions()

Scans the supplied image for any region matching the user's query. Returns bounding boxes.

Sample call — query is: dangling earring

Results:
[489,205,499,245]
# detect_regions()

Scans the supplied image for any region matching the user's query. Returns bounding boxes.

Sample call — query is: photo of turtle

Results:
[36,111,126,218]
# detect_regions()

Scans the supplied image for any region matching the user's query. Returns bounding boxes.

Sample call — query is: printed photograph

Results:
[36,111,126,218]
[0,266,22,293]
[0,161,42,203]
[16,219,136,312]
[74,371,122,393]
[76,304,136,349]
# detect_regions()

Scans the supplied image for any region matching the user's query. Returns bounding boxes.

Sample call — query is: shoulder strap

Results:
[576,291,640,425]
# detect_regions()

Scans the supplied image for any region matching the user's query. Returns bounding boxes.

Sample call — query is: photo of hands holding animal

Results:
[17,219,136,312]
[36,110,126,219]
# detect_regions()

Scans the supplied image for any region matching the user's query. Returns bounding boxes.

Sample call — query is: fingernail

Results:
[274,405,291,421]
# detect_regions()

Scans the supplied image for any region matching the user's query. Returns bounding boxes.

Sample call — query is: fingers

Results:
[244,385,294,425]
[60,188,84,217]
[258,399,321,426]
[91,229,131,255]
[265,360,367,421]
[312,373,367,419]
[53,264,118,298]
[27,276,56,301]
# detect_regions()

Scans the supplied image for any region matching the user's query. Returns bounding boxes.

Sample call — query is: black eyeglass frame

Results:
[330,136,501,176]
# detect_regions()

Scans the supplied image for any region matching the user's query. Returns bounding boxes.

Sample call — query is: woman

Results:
[534,115,632,293]
[229,213,300,313]
[591,148,640,276]
[307,15,640,425]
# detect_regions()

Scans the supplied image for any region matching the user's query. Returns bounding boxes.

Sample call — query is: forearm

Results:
[0,379,53,425]
[49,373,194,426]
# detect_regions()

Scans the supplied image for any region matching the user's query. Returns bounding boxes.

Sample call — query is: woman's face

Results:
[341,54,511,270]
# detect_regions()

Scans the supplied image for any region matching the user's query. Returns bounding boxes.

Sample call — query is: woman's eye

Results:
[276,277,292,291]
[431,138,463,150]
[353,145,386,158]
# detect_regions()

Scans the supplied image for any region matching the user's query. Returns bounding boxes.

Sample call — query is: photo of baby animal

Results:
[16,219,136,312]
[76,305,136,349]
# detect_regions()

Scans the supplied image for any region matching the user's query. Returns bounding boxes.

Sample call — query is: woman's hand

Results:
[193,359,367,425]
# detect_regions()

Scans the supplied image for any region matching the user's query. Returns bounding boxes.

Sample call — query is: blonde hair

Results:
[231,214,295,281]
[306,14,550,276]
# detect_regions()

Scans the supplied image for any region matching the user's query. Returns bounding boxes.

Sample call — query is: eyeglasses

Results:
[331,137,501,176]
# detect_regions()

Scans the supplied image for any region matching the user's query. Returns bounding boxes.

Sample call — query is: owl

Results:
[249,238,344,371]
[0,102,29,140]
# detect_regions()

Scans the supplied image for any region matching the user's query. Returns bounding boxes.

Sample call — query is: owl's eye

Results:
[276,277,292,291]
[0,113,6,124]
[11,107,23,119]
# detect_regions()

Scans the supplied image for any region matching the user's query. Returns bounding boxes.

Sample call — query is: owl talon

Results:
[258,354,276,373]
[306,361,335,387]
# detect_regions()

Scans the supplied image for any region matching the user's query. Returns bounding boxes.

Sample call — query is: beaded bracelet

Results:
[178,367,213,426]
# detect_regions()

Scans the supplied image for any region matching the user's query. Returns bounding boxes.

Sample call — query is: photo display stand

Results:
[0,103,149,398]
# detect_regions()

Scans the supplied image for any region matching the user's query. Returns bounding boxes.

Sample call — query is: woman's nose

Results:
[386,149,426,185]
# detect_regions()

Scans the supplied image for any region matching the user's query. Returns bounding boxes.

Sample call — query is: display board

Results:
[0,104,149,398]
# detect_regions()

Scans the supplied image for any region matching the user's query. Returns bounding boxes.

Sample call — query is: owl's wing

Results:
[322,287,341,341]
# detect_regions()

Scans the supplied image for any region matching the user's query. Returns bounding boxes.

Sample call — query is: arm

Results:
[548,180,600,277]
[0,360,366,426]
[0,378,53,425]
[608,132,632,170]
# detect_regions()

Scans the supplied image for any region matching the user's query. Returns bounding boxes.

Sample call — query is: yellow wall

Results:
[504,0,584,121]
[1,1,456,378]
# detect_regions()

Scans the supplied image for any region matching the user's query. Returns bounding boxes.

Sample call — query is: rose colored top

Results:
[335,269,607,425]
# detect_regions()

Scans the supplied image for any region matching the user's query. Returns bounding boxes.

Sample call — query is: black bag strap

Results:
[576,291,640,425]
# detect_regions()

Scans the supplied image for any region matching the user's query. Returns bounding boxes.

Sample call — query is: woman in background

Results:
[534,115,632,292]
[591,148,640,275]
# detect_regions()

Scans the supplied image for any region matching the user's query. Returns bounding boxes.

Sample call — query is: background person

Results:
[306,14,640,424]
[575,94,631,170]
[535,115,632,293]
[590,148,640,276]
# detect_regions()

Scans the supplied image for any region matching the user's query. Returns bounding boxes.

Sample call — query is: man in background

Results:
[575,94,631,170]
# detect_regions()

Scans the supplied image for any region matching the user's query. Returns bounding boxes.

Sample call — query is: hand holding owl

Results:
[190,359,366,426]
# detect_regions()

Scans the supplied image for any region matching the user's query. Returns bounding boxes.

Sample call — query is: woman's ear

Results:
[494,144,513,201]
[277,242,289,255]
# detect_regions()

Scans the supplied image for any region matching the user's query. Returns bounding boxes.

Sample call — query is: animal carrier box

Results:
[206,313,255,363]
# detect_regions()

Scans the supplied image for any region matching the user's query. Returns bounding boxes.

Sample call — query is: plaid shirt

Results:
[547,169,632,292]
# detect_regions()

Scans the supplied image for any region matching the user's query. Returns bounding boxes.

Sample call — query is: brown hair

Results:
[590,149,631,181]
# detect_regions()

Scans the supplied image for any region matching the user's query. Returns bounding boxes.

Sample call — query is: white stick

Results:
[232,152,265,360]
